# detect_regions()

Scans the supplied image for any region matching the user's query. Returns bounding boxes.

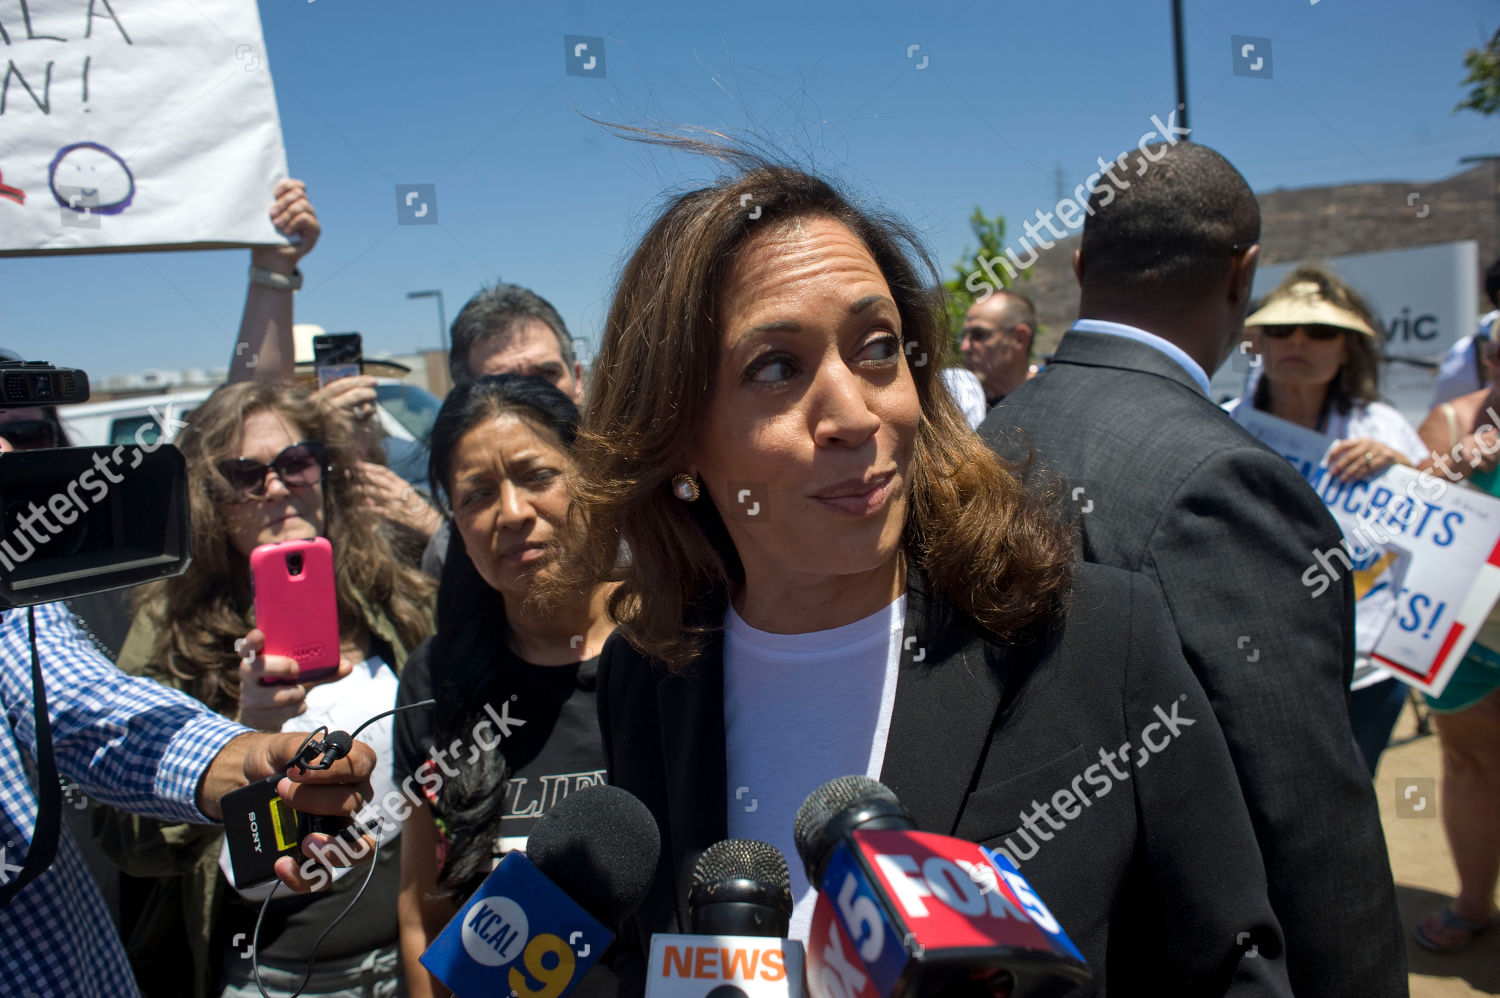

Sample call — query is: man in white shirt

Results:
[1431,258,1500,406]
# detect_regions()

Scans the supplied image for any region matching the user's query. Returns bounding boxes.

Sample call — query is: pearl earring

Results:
[671,473,700,502]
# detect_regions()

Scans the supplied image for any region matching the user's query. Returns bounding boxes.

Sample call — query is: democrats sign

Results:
[1237,406,1500,695]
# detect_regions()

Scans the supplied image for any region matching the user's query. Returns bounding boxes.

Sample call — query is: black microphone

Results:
[690,839,795,937]
[648,839,806,998]
[795,776,1090,998]
[420,784,660,998]
[527,783,662,925]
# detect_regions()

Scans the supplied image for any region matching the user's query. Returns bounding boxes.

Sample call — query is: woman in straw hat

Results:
[1223,263,1426,779]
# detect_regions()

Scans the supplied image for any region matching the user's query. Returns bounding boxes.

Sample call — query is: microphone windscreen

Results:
[317,729,353,764]
[792,775,898,869]
[692,839,793,912]
[526,784,660,926]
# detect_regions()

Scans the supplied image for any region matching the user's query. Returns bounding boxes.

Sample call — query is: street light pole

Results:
[1459,155,1500,268]
[1172,0,1190,132]
[405,289,448,355]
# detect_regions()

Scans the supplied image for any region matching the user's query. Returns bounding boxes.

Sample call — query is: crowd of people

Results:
[1,136,1498,997]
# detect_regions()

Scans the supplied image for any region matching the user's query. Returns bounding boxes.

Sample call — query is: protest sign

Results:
[1236,406,1500,695]
[0,0,288,255]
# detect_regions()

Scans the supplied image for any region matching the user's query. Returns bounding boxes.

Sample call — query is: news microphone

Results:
[648,839,806,998]
[692,839,795,937]
[421,784,660,998]
[795,776,1090,998]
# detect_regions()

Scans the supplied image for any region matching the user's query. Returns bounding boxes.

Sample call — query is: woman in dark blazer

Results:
[558,149,1292,997]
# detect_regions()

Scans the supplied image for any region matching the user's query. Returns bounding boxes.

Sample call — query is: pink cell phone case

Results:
[250,537,340,684]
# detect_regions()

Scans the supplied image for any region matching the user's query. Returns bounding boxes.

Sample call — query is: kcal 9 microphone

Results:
[795,776,1090,998]
[647,840,807,998]
[421,784,660,998]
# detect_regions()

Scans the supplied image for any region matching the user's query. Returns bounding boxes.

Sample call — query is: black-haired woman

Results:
[393,375,617,998]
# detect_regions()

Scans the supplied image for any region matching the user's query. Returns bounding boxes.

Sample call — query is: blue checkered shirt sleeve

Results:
[0,600,247,997]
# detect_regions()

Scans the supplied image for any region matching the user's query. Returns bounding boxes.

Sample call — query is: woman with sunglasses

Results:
[95,380,434,998]
[1223,264,1426,778]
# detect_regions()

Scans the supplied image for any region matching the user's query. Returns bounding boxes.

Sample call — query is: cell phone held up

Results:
[313,332,362,388]
[250,537,340,686]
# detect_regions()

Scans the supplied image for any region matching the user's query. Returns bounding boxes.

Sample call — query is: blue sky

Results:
[3,0,1497,378]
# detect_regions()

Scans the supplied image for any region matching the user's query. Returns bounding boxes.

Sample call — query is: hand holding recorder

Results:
[208,728,378,892]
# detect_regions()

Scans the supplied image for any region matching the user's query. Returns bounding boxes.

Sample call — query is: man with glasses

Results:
[448,282,584,403]
[959,288,1038,406]
[981,141,1405,997]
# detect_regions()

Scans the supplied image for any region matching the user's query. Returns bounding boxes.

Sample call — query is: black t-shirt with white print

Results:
[392,637,606,864]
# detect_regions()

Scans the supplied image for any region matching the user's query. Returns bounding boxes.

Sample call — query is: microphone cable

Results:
[250,698,436,998]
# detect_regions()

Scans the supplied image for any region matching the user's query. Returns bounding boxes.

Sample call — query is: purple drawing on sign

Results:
[48,142,136,215]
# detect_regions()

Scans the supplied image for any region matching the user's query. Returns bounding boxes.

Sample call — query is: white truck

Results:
[58,379,442,487]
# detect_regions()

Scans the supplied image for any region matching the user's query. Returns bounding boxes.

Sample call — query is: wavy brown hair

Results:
[135,381,434,713]
[1252,262,1384,417]
[557,150,1074,670]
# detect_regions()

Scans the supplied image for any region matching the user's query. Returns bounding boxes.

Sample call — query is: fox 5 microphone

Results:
[421,784,660,998]
[795,776,1090,998]
[647,839,806,998]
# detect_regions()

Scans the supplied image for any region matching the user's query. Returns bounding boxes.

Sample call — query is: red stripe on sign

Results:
[1488,540,1500,567]
[1383,623,1468,683]
[1372,654,1424,683]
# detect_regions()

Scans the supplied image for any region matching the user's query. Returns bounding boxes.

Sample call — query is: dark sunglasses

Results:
[961,325,1018,345]
[0,418,60,451]
[1259,324,1345,341]
[216,441,330,499]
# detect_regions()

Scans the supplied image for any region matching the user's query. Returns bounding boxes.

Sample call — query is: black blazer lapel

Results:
[655,628,730,928]
[878,567,1013,837]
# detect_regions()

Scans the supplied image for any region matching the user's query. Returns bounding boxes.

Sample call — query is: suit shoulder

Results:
[1064,563,1171,636]
[1068,561,1135,605]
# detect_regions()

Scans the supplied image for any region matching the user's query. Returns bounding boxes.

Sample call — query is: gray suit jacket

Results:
[980,329,1407,997]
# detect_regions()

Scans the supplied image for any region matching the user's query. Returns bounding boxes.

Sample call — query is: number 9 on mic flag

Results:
[420,851,613,998]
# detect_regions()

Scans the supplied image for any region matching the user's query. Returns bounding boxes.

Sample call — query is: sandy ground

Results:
[1378,700,1500,996]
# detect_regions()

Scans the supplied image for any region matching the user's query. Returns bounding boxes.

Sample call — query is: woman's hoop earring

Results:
[671,473,700,502]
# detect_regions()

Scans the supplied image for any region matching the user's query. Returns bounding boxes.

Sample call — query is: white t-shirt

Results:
[1431,310,1499,408]
[940,368,988,430]
[220,653,402,898]
[722,595,905,945]
[1222,396,1428,464]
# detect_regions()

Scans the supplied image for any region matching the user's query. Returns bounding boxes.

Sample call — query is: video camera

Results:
[0,360,190,609]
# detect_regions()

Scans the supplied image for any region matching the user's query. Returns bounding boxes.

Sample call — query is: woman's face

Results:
[687,215,921,593]
[221,409,325,559]
[1262,324,1349,392]
[447,412,574,601]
